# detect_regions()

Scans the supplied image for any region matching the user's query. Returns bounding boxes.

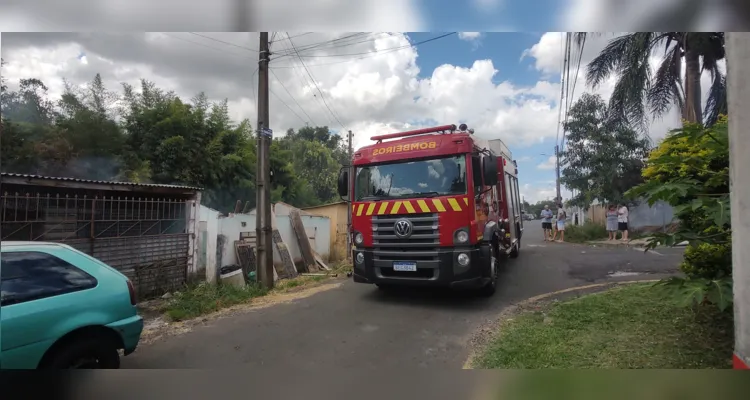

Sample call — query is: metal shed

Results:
[1,173,202,298]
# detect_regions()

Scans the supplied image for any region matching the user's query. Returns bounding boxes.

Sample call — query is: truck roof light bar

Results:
[370,124,457,143]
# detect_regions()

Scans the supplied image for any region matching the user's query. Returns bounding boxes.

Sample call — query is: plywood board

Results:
[289,210,317,272]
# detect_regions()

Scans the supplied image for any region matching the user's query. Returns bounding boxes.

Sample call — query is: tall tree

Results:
[576,32,726,127]
[560,93,651,206]
[1,72,347,213]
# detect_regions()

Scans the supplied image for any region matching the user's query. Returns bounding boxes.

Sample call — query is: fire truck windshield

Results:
[354,155,467,201]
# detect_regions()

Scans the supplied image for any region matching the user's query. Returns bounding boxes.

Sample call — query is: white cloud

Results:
[537,156,557,170]
[458,32,482,41]
[519,182,573,204]
[2,32,575,156]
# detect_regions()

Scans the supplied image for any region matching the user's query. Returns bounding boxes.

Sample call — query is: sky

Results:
[0,3,728,204]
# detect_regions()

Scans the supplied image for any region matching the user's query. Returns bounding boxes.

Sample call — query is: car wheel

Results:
[41,338,121,369]
[477,243,498,297]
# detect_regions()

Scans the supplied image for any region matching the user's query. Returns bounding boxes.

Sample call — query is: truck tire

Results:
[477,243,499,297]
[509,239,520,259]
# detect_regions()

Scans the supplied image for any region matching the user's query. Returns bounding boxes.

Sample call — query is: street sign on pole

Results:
[261,128,273,138]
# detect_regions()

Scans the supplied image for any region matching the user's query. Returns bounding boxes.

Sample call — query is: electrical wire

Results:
[270,87,307,125]
[274,33,336,127]
[284,32,347,131]
[273,33,371,56]
[163,33,252,58]
[561,34,586,153]
[187,32,258,52]
[269,68,316,126]
[270,32,457,69]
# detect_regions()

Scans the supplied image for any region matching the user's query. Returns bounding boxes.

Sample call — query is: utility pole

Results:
[255,32,274,289]
[727,32,750,370]
[555,144,562,204]
[554,32,570,206]
[346,130,353,260]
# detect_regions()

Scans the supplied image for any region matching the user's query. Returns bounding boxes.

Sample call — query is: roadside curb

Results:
[462,279,660,369]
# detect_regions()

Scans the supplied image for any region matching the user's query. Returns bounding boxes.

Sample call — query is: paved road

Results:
[123,223,683,369]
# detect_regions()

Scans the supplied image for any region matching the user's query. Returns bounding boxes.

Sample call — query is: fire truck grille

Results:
[371,213,439,262]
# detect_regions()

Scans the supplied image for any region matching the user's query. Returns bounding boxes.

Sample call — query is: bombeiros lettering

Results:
[371,141,437,156]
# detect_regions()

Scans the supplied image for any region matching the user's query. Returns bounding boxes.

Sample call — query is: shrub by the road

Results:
[681,241,732,280]
[563,221,608,243]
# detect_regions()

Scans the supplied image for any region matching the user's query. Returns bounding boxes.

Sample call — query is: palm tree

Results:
[575,32,726,128]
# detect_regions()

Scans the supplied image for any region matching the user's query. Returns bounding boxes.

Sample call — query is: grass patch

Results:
[562,221,609,243]
[164,282,269,321]
[163,262,352,321]
[473,283,734,369]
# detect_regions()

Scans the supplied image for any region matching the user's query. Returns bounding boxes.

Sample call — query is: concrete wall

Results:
[628,200,675,231]
[586,199,676,232]
[198,205,221,283]
[302,202,348,261]
[217,211,331,271]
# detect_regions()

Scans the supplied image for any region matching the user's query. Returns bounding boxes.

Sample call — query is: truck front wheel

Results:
[477,243,499,297]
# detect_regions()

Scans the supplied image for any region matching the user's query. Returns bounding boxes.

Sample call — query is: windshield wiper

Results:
[396,191,441,198]
[360,195,392,201]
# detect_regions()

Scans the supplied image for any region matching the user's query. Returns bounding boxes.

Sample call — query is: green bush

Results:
[680,242,732,280]
[563,222,608,243]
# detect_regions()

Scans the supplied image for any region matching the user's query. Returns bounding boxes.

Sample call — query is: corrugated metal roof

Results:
[1,172,202,191]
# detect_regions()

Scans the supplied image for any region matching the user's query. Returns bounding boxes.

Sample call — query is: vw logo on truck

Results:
[393,219,413,239]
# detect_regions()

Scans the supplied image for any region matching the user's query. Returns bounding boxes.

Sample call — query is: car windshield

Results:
[354,155,467,201]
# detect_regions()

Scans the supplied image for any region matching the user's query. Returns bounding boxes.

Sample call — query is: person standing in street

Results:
[606,204,619,240]
[617,203,629,241]
[552,203,566,242]
[540,205,553,241]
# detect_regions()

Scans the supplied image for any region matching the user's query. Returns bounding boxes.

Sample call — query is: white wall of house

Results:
[201,204,331,278]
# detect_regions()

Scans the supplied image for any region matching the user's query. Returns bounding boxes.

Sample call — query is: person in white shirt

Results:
[617,203,629,241]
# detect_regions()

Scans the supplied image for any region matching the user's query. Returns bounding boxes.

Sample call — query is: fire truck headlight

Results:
[355,252,365,264]
[455,230,469,244]
[354,232,363,245]
[457,253,470,266]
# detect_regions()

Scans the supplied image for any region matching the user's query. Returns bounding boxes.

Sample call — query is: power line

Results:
[274,33,336,127]
[270,87,307,125]
[270,32,457,69]
[561,35,586,153]
[187,32,258,52]
[284,32,314,40]
[163,33,252,58]
[285,31,348,131]
[269,68,316,125]
[273,33,373,57]
[280,33,455,58]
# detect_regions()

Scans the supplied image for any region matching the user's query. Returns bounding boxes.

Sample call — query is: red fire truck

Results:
[337,123,523,296]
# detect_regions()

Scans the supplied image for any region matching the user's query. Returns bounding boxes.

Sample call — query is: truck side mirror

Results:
[483,155,498,185]
[337,168,350,198]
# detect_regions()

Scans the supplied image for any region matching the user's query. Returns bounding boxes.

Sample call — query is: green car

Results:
[1,242,144,369]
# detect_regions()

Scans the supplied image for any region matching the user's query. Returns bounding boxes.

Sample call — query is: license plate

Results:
[393,262,417,272]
